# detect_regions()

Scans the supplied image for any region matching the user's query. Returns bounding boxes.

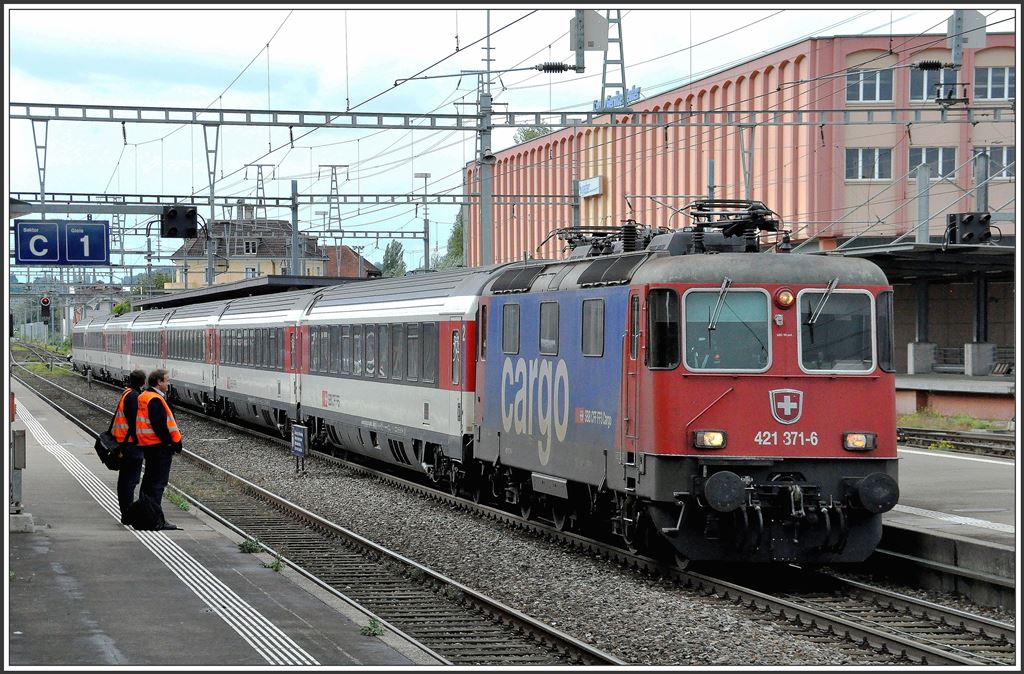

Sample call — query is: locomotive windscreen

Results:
[799,291,874,372]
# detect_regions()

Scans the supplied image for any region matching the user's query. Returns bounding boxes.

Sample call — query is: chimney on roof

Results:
[236,200,244,219]
[244,204,255,220]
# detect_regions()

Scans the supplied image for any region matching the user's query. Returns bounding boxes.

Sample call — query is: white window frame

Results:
[910,67,958,101]
[974,66,1015,100]
[908,147,957,180]
[845,68,894,103]
[845,148,892,181]
[244,266,258,279]
[243,240,258,255]
[973,146,1016,179]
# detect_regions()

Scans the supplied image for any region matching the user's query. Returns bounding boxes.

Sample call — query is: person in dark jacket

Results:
[135,369,183,530]
[115,369,147,524]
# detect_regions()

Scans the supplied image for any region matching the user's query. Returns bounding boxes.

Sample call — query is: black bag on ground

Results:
[94,431,123,471]
[125,493,164,530]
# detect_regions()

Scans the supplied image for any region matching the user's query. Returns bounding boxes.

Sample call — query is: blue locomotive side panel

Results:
[478,287,628,487]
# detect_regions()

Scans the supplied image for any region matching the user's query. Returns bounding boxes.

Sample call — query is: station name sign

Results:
[578,176,603,198]
[593,85,642,111]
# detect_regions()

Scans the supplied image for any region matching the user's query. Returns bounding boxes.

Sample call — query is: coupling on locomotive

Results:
[73,199,898,566]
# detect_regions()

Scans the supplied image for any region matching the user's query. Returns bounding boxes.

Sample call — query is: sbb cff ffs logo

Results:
[40,296,51,322]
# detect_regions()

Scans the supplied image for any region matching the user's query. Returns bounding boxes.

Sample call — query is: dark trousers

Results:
[117,445,145,521]
[140,444,174,522]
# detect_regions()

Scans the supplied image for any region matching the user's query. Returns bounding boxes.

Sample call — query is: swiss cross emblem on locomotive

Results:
[769,389,803,425]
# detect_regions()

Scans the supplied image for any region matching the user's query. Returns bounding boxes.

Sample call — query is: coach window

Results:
[378,324,390,378]
[391,324,404,380]
[310,328,320,371]
[798,290,873,372]
[353,325,364,376]
[539,302,559,355]
[422,322,437,384]
[502,304,520,355]
[407,323,421,381]
[329,326,340,374]
[684,290,769,371]
[478,305,488,360]
[320,326,329,372]
[263,329,271,367]
[648,289,680,369]
[365,324,377,377]
[341,325,352,374]
[451,330,461,385]
[582,298,604,357]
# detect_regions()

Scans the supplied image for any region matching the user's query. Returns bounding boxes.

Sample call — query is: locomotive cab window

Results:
[876,291,895,373]
[798,290,874,372]
[539,302,559,355]
[684,289,770,371]
[647,289,680,369]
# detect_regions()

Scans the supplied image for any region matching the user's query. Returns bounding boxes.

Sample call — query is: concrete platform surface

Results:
[896,373,1015,396]
[7,381,437,667]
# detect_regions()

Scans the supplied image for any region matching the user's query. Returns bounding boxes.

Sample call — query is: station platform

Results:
[7,381,439,667]
[895,373,1016,421]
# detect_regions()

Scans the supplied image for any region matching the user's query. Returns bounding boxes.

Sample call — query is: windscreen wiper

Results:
[707,277,733,331]
[806,277,840,326]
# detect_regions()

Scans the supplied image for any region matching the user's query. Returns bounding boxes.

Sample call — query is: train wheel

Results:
[520,495,534,520]
[552,501,571,532]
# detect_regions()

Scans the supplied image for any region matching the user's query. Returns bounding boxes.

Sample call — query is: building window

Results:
[909,147,956,179]
[845,148,892,180]
[243,240,258,255]
[846,68,893,102]
[244,266,258,279]
[973,146,1015,179]
[974,66,1015,100]
[910,67,958,101]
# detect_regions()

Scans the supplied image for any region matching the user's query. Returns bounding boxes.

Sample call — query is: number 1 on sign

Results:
[81,235,89,257]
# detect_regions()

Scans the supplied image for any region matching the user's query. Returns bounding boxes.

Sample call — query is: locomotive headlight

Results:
[843,432,877,451]
[693,430,727,449]
[774,288,795,309]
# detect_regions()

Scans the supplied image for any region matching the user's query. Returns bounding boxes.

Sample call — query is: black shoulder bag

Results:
[94,407,124,471]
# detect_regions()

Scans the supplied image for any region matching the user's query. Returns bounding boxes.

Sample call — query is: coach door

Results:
[621,290,642,457]
[448,316,465,433]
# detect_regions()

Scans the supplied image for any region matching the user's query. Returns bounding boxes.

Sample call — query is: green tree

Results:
[513,125,553,144]
[112,299,132,316]
[132,271,172,295]
[382,240,407,277]
[438,210,465,269]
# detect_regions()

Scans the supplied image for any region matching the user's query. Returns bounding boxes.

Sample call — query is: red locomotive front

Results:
[623,254,899,564]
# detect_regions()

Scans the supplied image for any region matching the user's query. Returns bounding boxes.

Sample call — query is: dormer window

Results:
[243,240,258,255]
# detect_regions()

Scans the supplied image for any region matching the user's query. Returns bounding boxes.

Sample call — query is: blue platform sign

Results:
[291,424,307,458]
[14,221,60,264]
[65,221,110,264]
[15,220,110,265]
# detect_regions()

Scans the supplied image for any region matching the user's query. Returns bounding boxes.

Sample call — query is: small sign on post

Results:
[291,423,307,474]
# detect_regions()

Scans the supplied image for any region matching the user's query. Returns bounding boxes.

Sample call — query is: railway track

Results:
[9,362,622,667]
[897,426,1016,458]
[13,361,1016,666]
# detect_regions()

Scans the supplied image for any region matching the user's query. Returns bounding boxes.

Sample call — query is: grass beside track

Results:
[897,407,1007,432]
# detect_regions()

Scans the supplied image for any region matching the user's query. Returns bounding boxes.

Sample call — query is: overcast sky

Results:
[6,4,1019,274]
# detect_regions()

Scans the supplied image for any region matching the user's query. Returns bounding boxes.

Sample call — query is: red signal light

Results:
[40,297,51,307]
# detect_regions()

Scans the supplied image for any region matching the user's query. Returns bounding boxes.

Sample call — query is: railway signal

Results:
[160,205,199,238]
[40,296,51,323]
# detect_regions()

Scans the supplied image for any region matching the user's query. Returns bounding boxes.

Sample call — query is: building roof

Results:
[816,242,1016,282]
[323,245,382,277]
[170,219,324,260]
[132,274,360,310]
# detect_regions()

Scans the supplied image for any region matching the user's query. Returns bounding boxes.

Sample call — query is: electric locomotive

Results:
[73,199,898,566]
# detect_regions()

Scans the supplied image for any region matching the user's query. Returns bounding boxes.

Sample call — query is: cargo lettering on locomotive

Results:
[500,356,570,465]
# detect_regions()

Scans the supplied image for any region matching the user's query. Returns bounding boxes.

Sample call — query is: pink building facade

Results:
[464,33,1015,266]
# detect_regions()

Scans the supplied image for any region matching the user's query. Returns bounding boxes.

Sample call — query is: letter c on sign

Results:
[29,235,49,256]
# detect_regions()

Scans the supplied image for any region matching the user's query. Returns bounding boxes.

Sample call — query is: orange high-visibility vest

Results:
[111,388,133,443]
[136,390,182,446]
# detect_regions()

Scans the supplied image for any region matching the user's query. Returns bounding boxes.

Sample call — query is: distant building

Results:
[322,245,382,278]
[165,205,327,289]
